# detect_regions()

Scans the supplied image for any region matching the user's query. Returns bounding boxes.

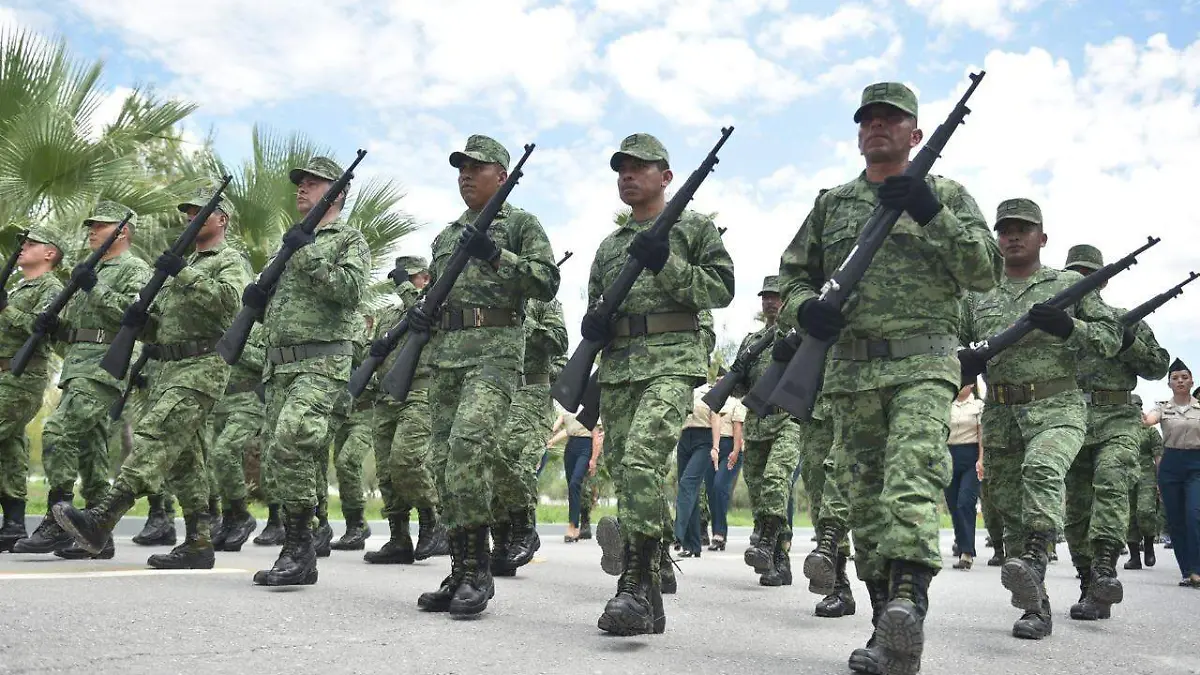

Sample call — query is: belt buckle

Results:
[286,346,298,363]
[94,329,106,343]
[472,307,484,328]
[629,315,648,337]
[869,340,890,360]
[1028,383,1036,403]
[995,387,1007,405]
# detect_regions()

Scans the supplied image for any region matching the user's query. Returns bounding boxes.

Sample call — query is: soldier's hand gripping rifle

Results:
[109,345,156,421]
[1120,271,1198,326]
[703,329,774,413]
[378,144,537,402]
[218,150,366,365]
[10,211,132,377]
[753,72,986,420]
[957,235,1161,385]
[101,176,233,379]
[0,230,28,312]
[552,127,734,412]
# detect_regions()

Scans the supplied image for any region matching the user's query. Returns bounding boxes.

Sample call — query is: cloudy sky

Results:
[4,0,1198,404]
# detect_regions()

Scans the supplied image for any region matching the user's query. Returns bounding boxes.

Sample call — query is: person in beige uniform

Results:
[674,383,721,557]
[1144,358,1200,587]
[707,394,745,551]
[946,384,984,570]
[548,411,603,542]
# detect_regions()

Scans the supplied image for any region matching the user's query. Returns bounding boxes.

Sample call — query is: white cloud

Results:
[905,0,1042,39]
[85,86,133,140]
[757,4,884,57]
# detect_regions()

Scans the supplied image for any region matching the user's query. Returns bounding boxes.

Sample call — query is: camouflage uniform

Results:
[1127,422,1164,542]
[208,325,265,506]
[331,310,373,516]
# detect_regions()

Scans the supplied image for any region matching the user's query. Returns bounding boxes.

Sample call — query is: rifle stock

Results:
[768,72,986,419]
[552,127,734,411]
[703,329,774,412]
[102,176,233,379]
[576,372,602,430]
[348,316,408,398]
[0,230,27,311]
[109,346,154,421]
[1120,271,1198,325]
[379,144,537,403]
[218,150,367,365]
[743,332,795,416]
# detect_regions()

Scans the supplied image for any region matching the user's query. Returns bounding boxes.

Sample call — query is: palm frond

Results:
[345,178,420,273]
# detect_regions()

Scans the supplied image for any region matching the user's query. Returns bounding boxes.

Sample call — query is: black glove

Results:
[458,225,501,264]
[131,373,149,390]
[33,312,59,336]
[580,311,614,343]
[282,224,314,250]
[878,175,943,226]
[1119,326,1136,353]
[407,305,435,333]
[797,298,846,341]
[386,265,408,286]
[154,251,187,277]
[1028,302,1074,339]
[120,305,150,329]
[369,338,392,358]
[627,231,670,273]
[71,264,98,292]
[957,348,989,384]
[771,335,797,362]
[241,283,269,311]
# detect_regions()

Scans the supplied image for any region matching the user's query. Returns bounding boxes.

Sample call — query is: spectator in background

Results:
[674,382,721,558]
[548,412,603,543]
[946,383,985,570]
[705,393,745,551]
[1143,358,1200,587]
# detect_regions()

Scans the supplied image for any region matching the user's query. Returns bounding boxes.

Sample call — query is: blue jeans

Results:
[704,437,740,538]
[564,437,592,528]
[945,443,981,557]
[786,455,802,529]
[674,428,712,553]
[1158,448,1200,578]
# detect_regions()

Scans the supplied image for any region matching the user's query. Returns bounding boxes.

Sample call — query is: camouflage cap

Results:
[24,224,66,253]
[853,82,918,123]
[610,133,670,171]
[757,275,780,296]
[449,135,510,171]
[83,200,137,227]
[994,198,1043,229]
[1065,244,1103,272]
[289,156,348,185]
[395,255,429,274]
[177,181,235,219]
[1131,394,1143,407]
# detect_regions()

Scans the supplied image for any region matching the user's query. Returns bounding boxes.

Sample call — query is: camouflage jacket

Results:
[0,272,64,390]
[60,250,151,389]
[374,280,432,398]
[778,173,1001,393]
[227,324,265,392]
[262,217,371,380]
[523,297,568,378]
[731,324,789,441]
[1075,295,1169,445]
[1136,423,1164,468]
[961,266,1123,386]
[425,202,559,372]
[590,209,734,385]
[147,240,252,401]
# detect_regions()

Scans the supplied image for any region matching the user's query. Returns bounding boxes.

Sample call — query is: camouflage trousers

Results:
[1127,457,1161,541]
[1064,431,1139,566]
[829,380,955,581]
[42,377,117,504]
[798,416,852,556]
[980,477,1004,545]
[430,364,516,529]
[982,390,1086,558]
[0,380,43,500]
[332,400,374,513]
[208,391,264,503]
[599,376,693,540]
[263,368,345,512]
[373,390,437,517]
[742,419,802,522]
[492,383,554,522]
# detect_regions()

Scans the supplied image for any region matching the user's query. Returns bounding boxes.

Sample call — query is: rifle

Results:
[9,211,132,377]
[1120,271,1198,326]
[556,251,573,267]
[101,176,233,379]
[552,127,734,412]
[958,235,1161,384]
[575,371,602,430]
[109,345,155,421]
[347,314,407,399]
[703,329,775,413]
[759,71,986,420]
[717,226,727,236]
[0,230,28,312]
[218,150,367,365]
[379,144,537,402]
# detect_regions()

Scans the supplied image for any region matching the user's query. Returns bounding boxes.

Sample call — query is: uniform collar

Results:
[454,202,511,226]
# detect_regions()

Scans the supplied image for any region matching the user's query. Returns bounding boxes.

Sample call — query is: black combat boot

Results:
[1143,536,1156,567]
[132,493,177,546]
[0,498,27,552]
[53,485,137,555]
[745,514,781,575]
[313,501,333,558]
[219,499,257,552]
[211,505,233,551]
[331,508,371,551]
[760,530,792,587]
[598,534,665,636]
[1085,542,1124,610]
[55,496,116,560]
[450,525,496,616]
[365,513,414,564]
[489,520,515,577]
[1069,568,1111,621]
[597,516,624,576]
[13,489,74,553]
[987,540,1005,567]
[1012,596,1054,640]
[660,546,678,594]
[804,522,843,595]
[579,507,593,540]
[208,496,221,543]
[418,530,467,611]
[1002,530,1052,612]
[1124,540,1142,570]
[253,507,317,586]
[749,516,761,548]
[414,507,448,560]
[848,580,889,674]
[816,551,857,617]
[876,561,933,675]
[253,504,285,546]
[148,512,215,569]
[505,507,540,569]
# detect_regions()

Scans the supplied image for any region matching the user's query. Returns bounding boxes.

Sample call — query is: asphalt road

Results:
[0,520,1196,675]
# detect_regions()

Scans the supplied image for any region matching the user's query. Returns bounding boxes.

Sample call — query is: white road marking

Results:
[0,568,251,581]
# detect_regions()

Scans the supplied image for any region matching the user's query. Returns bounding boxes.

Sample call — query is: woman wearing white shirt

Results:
[1144,358,1200,587]
[946,384,984,570]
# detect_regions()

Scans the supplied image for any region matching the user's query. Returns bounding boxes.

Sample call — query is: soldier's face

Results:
[410,270,431,290]
[458,160,506,209]
[85,221,120,251]
[1170,369,1193,394]
[184,205,228,243]
[995,220,1046,265]
[296,175,333,214]
[760,292,781,319]
[17,241,55,267]
[857,105,922,164]
[616,158,671,207]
